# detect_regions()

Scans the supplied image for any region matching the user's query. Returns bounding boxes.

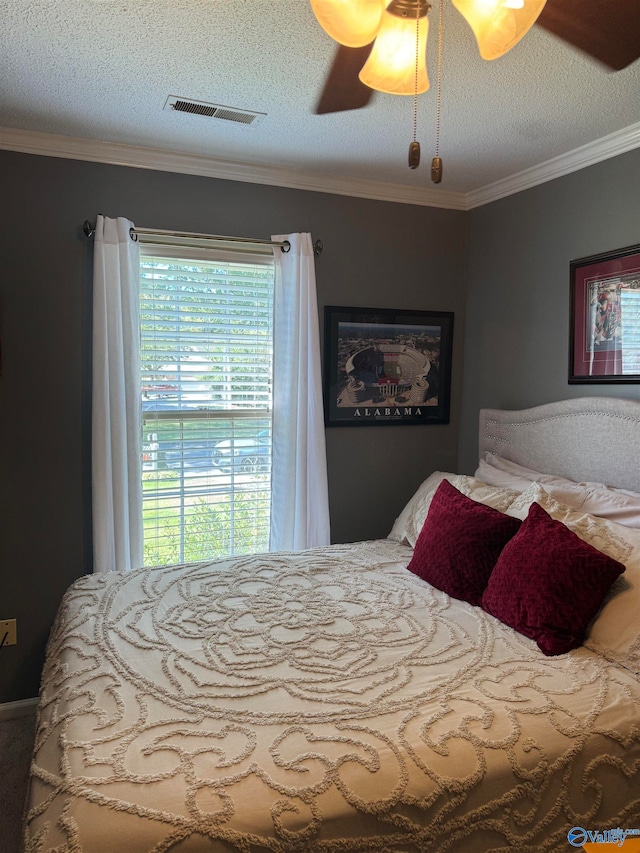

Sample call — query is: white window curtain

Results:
[92,215,143,572]
[270,233,331,550]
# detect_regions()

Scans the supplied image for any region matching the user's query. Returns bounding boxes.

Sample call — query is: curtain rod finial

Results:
[83,220,95,238]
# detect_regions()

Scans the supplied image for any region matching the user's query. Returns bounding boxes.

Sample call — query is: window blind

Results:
[140,251,274,566]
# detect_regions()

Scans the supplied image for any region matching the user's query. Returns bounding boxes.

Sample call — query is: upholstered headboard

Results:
[479,397,640,493]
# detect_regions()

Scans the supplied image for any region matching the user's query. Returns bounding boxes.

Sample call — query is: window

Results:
[140,248,274,566]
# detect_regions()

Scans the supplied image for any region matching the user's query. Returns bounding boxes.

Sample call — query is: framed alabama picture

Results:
[569,244,640,383]
[323,306,454,427]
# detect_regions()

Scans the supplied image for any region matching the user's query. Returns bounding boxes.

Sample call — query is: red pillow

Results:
[481,502,626,656]
[407,479,521,606]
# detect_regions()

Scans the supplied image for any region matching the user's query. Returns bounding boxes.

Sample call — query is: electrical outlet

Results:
[0,619,17,647]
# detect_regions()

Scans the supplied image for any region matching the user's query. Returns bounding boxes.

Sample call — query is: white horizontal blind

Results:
[140,250,274,566]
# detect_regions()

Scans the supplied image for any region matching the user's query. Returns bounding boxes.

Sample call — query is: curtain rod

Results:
[82,221,323,256]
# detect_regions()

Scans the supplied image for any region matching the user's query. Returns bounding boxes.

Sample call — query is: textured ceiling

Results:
[1,0,639,200]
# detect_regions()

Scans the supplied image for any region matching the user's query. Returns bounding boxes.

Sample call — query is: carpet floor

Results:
[0,713,36,853]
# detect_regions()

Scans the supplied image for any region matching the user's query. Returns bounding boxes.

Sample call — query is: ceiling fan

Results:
[313,0,640,115]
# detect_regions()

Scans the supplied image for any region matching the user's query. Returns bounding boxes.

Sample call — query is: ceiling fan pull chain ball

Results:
[409,2,422,169]
[431,0,444,184]
[409,140,421,168]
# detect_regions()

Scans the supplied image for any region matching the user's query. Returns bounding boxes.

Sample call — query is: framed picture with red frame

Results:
[569,244,640,383]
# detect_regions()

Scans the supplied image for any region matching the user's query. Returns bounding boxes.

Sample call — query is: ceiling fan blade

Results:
[536,0,640,71]
[315,44,375,114]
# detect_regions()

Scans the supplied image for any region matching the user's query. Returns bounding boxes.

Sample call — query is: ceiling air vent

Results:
[164,96,265,127]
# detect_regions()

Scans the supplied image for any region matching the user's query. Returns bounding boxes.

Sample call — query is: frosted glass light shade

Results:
[310,0,386,47]
[359,6,429,94]
[452,0,547,59]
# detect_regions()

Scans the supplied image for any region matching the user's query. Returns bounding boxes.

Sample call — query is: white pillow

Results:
[479,453,640,529]
[506,483,633,563]
[475,459,530,492]
[506,483,640,674]
[388,472,520,547]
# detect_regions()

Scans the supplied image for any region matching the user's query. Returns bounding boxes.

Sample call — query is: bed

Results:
[22,397,640,852]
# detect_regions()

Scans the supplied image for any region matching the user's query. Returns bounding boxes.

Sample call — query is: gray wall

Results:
[458,148,640,474]
[0,150,467,704]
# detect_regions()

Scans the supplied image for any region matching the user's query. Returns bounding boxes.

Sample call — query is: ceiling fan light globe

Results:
[359,7,430,95]
[310,0,387,47]
[452,0,547,59]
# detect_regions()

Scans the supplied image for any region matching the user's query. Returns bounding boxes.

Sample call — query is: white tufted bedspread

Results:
[23,540,640,852]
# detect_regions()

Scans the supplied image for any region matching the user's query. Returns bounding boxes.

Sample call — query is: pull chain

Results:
[408,5,421,169]
[431,0,444,183]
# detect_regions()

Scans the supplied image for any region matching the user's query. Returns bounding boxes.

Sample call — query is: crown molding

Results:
[0,126,467,210]
[466,122,640,209]
[1,123,638,210]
